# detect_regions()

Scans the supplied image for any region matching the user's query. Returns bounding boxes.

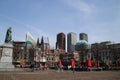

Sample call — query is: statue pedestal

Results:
[0,43,15,71]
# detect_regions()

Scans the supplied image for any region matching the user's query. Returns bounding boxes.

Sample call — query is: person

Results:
[68,65,71,70]
[70,59,75,73]
[57,59,63,72]
[39,63,42,70]
[30,61,35,72]
[45,63,48,70]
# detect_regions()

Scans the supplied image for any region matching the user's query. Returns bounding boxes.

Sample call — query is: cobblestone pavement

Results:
[0,70,120,80]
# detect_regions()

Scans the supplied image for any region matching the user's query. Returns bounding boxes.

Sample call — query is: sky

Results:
[0,0,120,48]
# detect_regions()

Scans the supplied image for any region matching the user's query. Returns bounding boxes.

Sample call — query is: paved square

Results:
[0,70,120,80]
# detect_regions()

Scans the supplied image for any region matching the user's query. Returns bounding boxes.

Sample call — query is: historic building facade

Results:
[91,41,120,66]
[13,41,26,63]
[0,47,2,60]
[59,52,79,66]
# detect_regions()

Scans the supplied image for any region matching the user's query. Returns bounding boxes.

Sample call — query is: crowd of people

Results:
[28,58,76,72]
[19,58,120,72]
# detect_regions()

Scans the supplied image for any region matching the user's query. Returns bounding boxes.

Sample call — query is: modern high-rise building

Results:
[56,32,66,51]
[67,32,77,53]
[79,33,88,42]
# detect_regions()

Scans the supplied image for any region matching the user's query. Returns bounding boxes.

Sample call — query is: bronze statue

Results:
[5,27,12,43]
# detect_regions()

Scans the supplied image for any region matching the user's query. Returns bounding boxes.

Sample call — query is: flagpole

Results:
[26,32,29,64]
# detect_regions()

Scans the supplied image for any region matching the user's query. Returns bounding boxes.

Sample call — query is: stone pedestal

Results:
[0,43,15,71]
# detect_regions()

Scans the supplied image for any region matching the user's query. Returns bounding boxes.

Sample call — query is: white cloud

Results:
[63,0,93,14]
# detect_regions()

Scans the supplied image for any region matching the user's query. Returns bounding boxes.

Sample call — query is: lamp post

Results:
[96,43,99,67]
[80,44,85,66]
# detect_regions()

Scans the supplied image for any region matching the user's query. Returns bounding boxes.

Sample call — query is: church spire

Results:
[41,36,44,51]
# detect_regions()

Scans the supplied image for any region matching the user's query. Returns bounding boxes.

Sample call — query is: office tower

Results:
[56,32,66,51]
[79,33,88,42]
[67,32,77,53]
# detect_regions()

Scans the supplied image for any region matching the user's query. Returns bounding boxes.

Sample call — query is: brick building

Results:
[56,32,66,52]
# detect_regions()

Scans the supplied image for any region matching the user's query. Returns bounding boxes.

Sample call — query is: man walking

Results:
[57,59,63,72]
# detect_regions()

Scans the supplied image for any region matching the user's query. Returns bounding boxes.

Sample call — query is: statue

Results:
[0,27,14,70]
[5,27,12,43]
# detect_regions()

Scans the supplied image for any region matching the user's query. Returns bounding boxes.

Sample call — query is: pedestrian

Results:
[68,65,71,70]
[57,59,63,72]
[30,61,35,72]
[39,63,42,70]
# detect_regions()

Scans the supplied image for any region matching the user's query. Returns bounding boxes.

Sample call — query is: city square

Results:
[0,70,120,80]
[0,0,120,80]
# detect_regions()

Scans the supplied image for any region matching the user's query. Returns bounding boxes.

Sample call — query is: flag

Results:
[86,58,92,67]
[26,32,36,47]
[58,59,62,67]
[70,59,75,68]
[117,59,120,66]
[92,59,97,67]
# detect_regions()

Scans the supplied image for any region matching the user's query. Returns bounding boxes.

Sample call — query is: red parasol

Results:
[70,59,75,68]
[93,59,97,67]
[118,59,120,66]
[58,59,62,67]
[86,58,92,67]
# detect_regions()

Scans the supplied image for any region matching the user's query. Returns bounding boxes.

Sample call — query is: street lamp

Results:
[96,43,99,67]
[21,47,24,60]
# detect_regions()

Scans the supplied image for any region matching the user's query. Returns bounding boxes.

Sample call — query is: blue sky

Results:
[0,0,120,48]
